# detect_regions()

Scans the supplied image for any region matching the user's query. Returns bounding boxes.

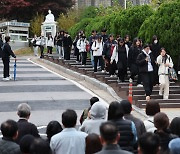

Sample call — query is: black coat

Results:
[15,119,40,144]
[1,42,16,59]
[136,51,156,73]
[103,40,117,58]
[150,43,161,60]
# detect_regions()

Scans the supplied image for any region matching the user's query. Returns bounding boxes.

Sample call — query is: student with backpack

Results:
[1,36,16,81]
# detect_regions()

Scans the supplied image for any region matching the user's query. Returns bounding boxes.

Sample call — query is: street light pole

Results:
[124,0,127,9]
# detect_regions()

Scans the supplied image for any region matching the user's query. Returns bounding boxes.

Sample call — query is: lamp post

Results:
[124,0,127,9]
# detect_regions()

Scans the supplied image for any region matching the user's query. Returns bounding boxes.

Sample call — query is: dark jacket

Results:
[103,40,117,58]
[154,129,177,152]
[63,35,72,47]
[136,50,156,73]
[95,144,132,154]
[112,118,135,152]
[57,35,64,46]
[0,137,21,154]
[15,119,40,144]
[124,114,146,138]
[128,46,142,67]
[150,43,161,60]
[1,42,16,59]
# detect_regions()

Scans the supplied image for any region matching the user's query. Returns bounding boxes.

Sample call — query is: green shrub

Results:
[112,5,153,38]
[138,1,180,63]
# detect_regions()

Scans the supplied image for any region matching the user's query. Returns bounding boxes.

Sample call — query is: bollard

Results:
[128,78,133,104]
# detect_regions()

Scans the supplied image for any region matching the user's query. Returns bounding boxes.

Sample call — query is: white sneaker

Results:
[8,76,12,80]
[110,75,113,77]
[137,84,143,87]
[3,77,10,81]
[163,96,168,100]
[101,70,105,73]
[159,92,163,96]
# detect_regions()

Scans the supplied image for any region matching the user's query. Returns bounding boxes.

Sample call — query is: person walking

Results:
[1,36,16,81]
[91,35,104,72]
[111,38,129,82]
[103,34,117,76]
[31,34,39,56]
[46,34,54,54]
[57,30,64,59]
[136,44,156,101]
[157,48,173,100]
[77,34,88,66]
[128,38,143,87]
[39,34,46,58]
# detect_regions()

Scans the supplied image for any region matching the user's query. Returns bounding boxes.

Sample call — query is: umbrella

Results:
[14,59,16,81]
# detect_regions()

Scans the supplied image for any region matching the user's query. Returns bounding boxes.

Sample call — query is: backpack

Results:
[0,44,5,58]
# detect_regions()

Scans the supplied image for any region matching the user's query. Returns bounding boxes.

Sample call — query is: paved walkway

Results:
[0,56,179,135]
[0,57,108,135]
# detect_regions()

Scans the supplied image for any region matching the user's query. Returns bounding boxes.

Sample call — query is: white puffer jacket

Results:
[157,54,173,75]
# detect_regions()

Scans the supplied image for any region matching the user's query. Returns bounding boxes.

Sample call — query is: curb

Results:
[36,58,148,118]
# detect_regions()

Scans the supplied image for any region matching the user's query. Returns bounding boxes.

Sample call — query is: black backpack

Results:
[0,40,4,58]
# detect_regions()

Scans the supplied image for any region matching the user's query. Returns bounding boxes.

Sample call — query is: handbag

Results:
[168,67,178,81]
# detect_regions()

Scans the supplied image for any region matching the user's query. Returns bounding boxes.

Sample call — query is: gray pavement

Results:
[0,56,179,136]
[0,57,108,135]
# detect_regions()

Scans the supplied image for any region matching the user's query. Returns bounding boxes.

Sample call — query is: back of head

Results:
[169,117,180,137]
[30,138,52,154]
[17,103,31,118]
[5,36,10,43]
[90,102,106,119]
[169,138,180,154]
[120,100,132,114]
[145,100,160,116]
[154,112,169,130]
[108,101,124,120]
[20,134,35,153]
[62,109,77,128]
[46,121,63,142]
[138,132,160,154]
[90,97,99,106]
[1,119,18,138]
[86,133,102,154]
[100,121,118,144]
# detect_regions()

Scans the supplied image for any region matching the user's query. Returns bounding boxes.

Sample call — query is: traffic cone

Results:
[128,78,133,104]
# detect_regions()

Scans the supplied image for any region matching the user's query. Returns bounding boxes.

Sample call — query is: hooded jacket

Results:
[79,101,106,135]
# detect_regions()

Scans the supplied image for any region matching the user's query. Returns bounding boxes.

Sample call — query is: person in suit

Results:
[95,121,132,154]
[15,103,40,144]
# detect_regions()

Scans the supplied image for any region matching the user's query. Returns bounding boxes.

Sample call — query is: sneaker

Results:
[8,76,12,80]
[110,75,114,77]
[101,70,105,73]
[163,96,168,100]
[3,77,10,81]
[159,92,163,96]
[137,84,143,87]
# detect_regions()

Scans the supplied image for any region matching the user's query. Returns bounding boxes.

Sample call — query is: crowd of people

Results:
[31,29,175,101]
[0,99,179,154]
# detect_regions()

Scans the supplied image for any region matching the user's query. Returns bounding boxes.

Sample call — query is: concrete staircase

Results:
[43,54,180,108]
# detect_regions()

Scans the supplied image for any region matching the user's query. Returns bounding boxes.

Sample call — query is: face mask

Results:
[154,40,158,44]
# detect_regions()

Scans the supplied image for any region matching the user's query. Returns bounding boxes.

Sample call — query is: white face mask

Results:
[154,40,158,44]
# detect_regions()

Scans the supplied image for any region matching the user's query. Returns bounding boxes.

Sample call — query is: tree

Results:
[138,1,180,65]
[30,14,44,37]
[0,0,74,22]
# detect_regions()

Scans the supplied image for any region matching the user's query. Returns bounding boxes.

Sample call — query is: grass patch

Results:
[15,47,34,56]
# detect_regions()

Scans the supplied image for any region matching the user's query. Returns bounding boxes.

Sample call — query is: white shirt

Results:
[50,128,87,154]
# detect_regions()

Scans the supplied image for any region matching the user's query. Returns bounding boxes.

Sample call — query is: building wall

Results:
[77,0,112,8]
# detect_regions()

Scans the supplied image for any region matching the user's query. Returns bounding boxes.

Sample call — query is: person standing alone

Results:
[1,36,16,81]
